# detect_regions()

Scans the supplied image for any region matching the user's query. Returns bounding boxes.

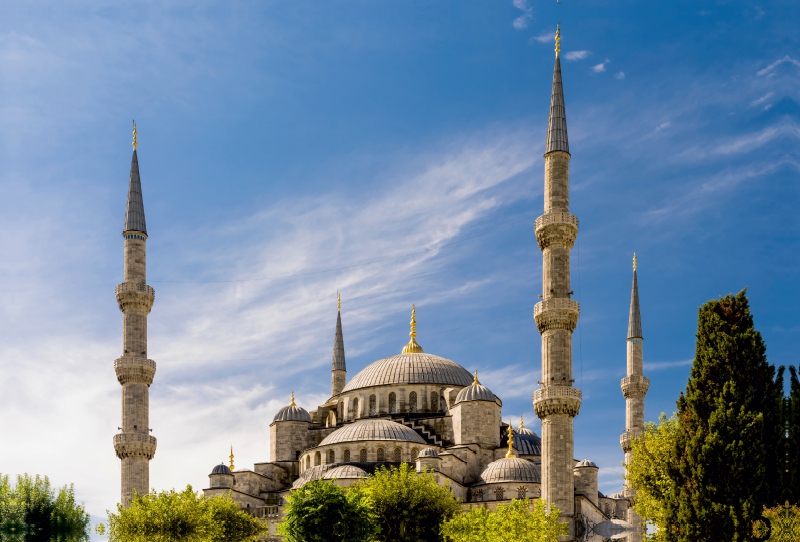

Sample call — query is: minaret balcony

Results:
[620,429,642,452]
[533,298,580,332]
[534,212,578,250]
[116,282,155,313]
[533,385,582,418]
[115,357,156,386]
[621,375,650,399]
[114,433,157,460]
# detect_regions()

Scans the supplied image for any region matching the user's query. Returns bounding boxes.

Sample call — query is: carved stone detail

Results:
[619,430,642,452]
[116,282,155,313]
[534,212,578,250]
[533,385,582,418]
[533,298,580,332]
[114,433,157,460]
[115,357,157,386]
[620,375,650,399]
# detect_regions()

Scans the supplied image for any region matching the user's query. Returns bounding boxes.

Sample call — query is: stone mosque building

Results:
[114,30,649,542]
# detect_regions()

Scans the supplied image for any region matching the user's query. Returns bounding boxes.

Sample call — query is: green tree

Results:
[107,485,265,542]
[0,474,90,542]
[278,480,376,542]
[441,499,566,542]
[625,413,680,542]
[785,366,800,504]
[670,290,783,541]
[357,464,461,542]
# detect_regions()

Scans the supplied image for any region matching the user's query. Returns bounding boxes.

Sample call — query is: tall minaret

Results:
[331,292,346,396]
[621,255,649,541]
[113,123,157,507]
[532,27,581,537]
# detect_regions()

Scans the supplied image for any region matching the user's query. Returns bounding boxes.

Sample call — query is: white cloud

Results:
[757,55,800,77]
[751,92,774,106]
[655,121,671,132]
[644,359,692,371]
[530,31,555,44]
[592,60,609,73]
[512,0,533,30]
[565,50,589,61]
[615,71,625,80]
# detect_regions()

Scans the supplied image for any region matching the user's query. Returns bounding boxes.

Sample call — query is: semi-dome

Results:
[273,393,312,423]
[512,433,541,456]
[454,372,496,404]
[478,457,541,484]
[210,464,232,475]
[323,465,368,480]
[319,419,426,446]
[417,448,439,458]
[341,353,473,393]
[575,459,597,468]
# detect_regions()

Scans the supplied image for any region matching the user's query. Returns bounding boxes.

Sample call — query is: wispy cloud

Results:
[757,55,800,76]
[644,359,693,371]
[751,92,774,106]
[530,30,555,44]
[565,50,589,61]
[655,121,671,132]
[512,0,533,30]
[615,71,625,80]
[712,122,800,155]
[592,60,610,73]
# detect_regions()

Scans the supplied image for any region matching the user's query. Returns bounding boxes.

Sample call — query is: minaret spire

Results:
[331,292,347,396]
[628,254,642,340]
[114,125,157,507]
[546,27,569,155]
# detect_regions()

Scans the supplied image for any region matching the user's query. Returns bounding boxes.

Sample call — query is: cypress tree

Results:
[787,366,800,504]
[668,289,781,541]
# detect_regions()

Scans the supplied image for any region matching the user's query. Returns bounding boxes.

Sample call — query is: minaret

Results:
[331,292,346,396]
[532,27,581,538]
[621,254,649,541]
[113,123,157,507]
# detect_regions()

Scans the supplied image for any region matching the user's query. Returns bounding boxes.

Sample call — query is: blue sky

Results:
[1,0,798,532]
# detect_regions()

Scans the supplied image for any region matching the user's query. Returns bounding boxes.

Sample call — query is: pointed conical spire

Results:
[545,27,570,155]
[124,123,147,234]
[628,254,643,340]
[332,293,346,371]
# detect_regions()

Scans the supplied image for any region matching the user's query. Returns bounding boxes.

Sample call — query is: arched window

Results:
[517,486,528,499]
[389,392,397,413]
[393,447,402,463]
[409,391,418,412]
[343,449,351,462]
[369,394,377,416]
[359,448,367,462]
[377,447,385,461]
[352,398,359,418]
[430,392,439,412]
[475,489,484,502]
[328,450,335,464]
[338,402,343,421]
[411,447,419,459]
[495,487,505,501]
[314,451,321,466]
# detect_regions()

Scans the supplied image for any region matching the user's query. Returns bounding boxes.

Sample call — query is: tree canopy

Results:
[441,498,566,542]
[106,485,265,542]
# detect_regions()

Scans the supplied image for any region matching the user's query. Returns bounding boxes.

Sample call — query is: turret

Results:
[270,392,312,462]
[452,371,501,448]
[331,292,346,397]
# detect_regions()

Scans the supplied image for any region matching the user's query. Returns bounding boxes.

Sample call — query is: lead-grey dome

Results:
[211,464,232,475]
[341,353,473,393]
[417,448,439,458]
[273,404,312,423]
[323,465,368,480]
[454,382,495,404]
[575,459,597,468]
[512,433,541,456]
[319,419,426,446]
[292,465,333,489]
[478,457,541,484]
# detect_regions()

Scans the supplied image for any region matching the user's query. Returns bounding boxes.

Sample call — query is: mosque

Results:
[114,29,647,542]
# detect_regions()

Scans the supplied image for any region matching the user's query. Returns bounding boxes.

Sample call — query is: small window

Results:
[393,447,402,463]
[314,451,321,466]
[328,450,335,464]
[369,394,377,416]
[352,398,359,419]
[495,487,505,501]
[359,448,367,462]
[430,392,439,412]
[377,447,385,461]
[475,489,484,502]
[411,447,419,459]
[343,449,351,462]
[517,486,528,499]
[389,392,397,413]
[409,392,418,413]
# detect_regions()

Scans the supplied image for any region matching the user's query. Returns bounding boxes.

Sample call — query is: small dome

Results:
[292,465,334,489]
[417,448,439,458]
[512,433,541,456]
[211,464,232,475]
[575,459,597,468]
[454,372,496,405]
[608,491,626,500]
[323,465,368,480]
[273,404,312,423]
[478,457,541,484]
[319,419,426,446]
[516,426,537,436]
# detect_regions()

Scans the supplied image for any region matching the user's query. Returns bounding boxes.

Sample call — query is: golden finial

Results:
[401,304,424,354]
[519,415,525,430]
[472,370,480,386]
[132,121,138,150]
[633,253,637,271]
[290,391,296,407]
[229,446,235,471]
[337,290,341,312]
[505,420,516,458]
[555,24,561,57]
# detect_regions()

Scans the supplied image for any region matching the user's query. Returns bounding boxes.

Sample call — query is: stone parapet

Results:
[115,357,156,386]
[116,282,155,313]
[619,430,641,453]
[534,212,578,250]
[620,375,650,399]
[533,298,580,332]
[114,433,157,460]
[533,386,582,418]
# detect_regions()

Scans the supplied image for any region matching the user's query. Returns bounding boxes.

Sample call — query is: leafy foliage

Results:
[785,367,800,504]
[357,464,461,542]
[106,485,265,542]
[758,502,800,542]
[441,498,566,542]
[278,479,376,542]
[0,474,90,542]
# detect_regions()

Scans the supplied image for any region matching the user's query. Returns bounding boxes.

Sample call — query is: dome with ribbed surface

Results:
[608,491,626,499]
[341,353,473,393]
[319,419,426,446]
[454,382,496,404]
[210,464,232,475]
[512,433,541,456]
[575,459,597,468]
[417,448,439,458]
[323,465,368,480]
[273,404,312,423]
[292,465,333,489]
[478,457,541,484]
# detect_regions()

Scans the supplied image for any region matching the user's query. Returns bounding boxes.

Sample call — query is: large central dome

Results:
[341,353,473,393]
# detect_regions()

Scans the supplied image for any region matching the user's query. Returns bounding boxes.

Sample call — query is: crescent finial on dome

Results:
[505,420,516,458]
[290,391,296,406]
[402,304,424,354]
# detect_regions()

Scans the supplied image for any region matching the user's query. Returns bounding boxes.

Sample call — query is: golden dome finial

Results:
[229,445,235,471]
[555,24,561,57]
[132,121,138,150]
[401,304,424,354]
[633,253,637,271]
[519,415,525,430]
[337,290,341,312]
[290,391,296,406]
[505,420,516,458]
[473,370,480,386]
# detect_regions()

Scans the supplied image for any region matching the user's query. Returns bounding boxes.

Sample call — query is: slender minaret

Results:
[113,123,157,507]
[331,292,346,396]
[621,254,649,540]
[532,27,581,538]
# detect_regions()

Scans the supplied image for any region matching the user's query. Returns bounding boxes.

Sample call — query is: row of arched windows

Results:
[303,447,420,471]
[472,486,530,502]
[343,391,443,418]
